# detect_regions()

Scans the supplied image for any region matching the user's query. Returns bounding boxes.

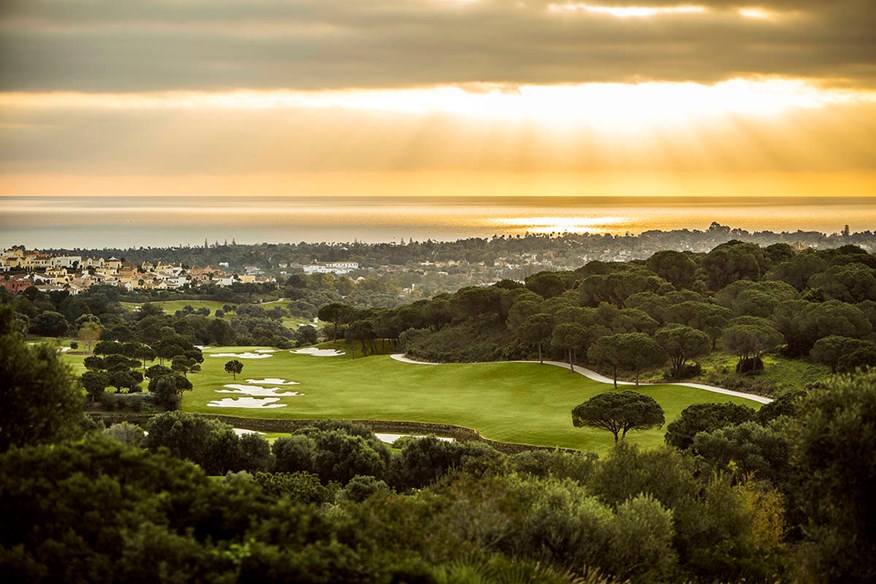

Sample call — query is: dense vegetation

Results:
[2,240,876,581]
[2,302,875,581]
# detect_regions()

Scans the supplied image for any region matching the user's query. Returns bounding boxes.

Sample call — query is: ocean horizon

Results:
[3,195,875,248]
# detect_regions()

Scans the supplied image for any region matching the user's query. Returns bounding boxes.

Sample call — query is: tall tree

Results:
[572,391,665,443]
[655,324,711,379]
[588,332,666,388]
[517,313,554,364]
[224,359,244,380]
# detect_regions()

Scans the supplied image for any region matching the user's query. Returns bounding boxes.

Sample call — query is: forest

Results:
[2,239,876,582]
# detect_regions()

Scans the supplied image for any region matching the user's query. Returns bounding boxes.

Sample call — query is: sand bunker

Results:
[390,354,439,365]
[216,384,302,397]
[209,352,273,359]
[246,378,299,385]
[207,397,287,409]
[255,348,278,353]
[292,347,345,357]
[233,428,264,436]
[57,347,72,353]
[375,433,455,445]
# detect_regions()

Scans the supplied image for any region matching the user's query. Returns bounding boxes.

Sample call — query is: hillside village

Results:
[0,246,275,295]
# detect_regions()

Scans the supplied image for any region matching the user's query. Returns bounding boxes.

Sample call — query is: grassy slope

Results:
[120,300,234,315]
[119,299,315,329]
[180,347,762,453]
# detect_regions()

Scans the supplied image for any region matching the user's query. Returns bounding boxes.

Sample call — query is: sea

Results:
[2,196,875,248]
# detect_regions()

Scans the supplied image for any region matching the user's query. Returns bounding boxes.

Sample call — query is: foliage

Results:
[572,392,665,443]
[655,324,711,379]
[587,333,666,387]
[0,305,84,451]
[664,402,756,450]
[224,359,243,379]
[787,374,876,582]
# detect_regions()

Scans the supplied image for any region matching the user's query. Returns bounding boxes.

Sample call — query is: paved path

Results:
[389,354,772,404]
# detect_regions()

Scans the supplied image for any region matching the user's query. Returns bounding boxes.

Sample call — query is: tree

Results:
[811,336,873,374]
[809,262,876,303]
[702,241,771,290]
[317,302,353,341]
[80,370,110,403]
[655,325,711,379]
[551,322,588,371]
[171,354,198,377]
[517,313,553,364]
[646,250,698,290]
[768,253,827,291]
[721,320,783,373]
[29,310,69,337]
[148,372,193,409]
[837,345,876,373]
[787,373,876,581]
[0,305,84,450]
[664,301,733,349]
[78,321,103,351]
[224,359,243,380]
[664,402,756,450]
[345,319,376,356]
[131,343,157,371]
[579,271,673,307]
[692,421,790,483]
[572,391,665,443]
[296,324,318,346]
[773,299,872,356]
[588,333,666,388]
[524,271,568,299]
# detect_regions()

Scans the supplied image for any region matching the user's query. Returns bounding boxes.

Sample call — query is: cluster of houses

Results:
[0,246,274,295]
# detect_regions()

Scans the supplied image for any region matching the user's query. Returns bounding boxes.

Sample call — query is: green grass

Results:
[180,346,763,453]
[119,299,316,329]
[120,299,234,316]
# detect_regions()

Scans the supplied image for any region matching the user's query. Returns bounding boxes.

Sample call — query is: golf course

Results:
[171,345,764,452]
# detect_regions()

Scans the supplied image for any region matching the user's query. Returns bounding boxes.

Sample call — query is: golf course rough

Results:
[179,346,763,452]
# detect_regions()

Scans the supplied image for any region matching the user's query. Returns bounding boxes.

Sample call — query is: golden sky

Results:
[1,1,875,199]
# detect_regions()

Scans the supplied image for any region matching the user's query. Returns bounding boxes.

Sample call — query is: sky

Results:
[1,0,875,201]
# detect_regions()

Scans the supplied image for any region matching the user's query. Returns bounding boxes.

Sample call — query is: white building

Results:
[302,261,359,275]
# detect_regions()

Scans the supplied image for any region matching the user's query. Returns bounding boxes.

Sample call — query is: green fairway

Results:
[120,299,233,315]
[181,347,763,452]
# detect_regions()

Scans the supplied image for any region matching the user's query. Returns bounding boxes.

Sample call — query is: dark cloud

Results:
[0,0,874,91]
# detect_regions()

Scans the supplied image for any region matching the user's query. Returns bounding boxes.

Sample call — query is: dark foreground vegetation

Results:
[2,302,875,583]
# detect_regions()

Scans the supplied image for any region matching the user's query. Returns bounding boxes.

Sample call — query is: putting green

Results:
[182,346,762,452]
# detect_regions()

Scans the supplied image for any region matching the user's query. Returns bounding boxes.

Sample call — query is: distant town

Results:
[3,222,875,299]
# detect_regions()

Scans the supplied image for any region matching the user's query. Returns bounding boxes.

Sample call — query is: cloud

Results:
[0,1,874,91]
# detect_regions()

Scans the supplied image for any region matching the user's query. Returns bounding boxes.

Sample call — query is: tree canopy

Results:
[572,391,665,443]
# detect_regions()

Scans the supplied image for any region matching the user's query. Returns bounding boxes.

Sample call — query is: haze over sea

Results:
[2,196,875,249]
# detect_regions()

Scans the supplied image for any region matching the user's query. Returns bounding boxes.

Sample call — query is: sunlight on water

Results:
[1,196,874,247]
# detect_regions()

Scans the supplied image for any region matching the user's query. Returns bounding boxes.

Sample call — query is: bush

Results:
[736,356,764,374]
[341,475,389,503]
[103,421,145,447]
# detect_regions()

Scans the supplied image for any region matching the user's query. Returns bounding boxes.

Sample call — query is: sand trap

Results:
[207,397,287,409]
[375,433,455,445]
[195,345,210,350]
[217,384,302,397]
[209,352,273,359]
[255,348,278,353]
[57,347,72,353]
[292,347,345,357]
[233,428,264,436]
[390,354,439,365]
[246,378,299,385]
